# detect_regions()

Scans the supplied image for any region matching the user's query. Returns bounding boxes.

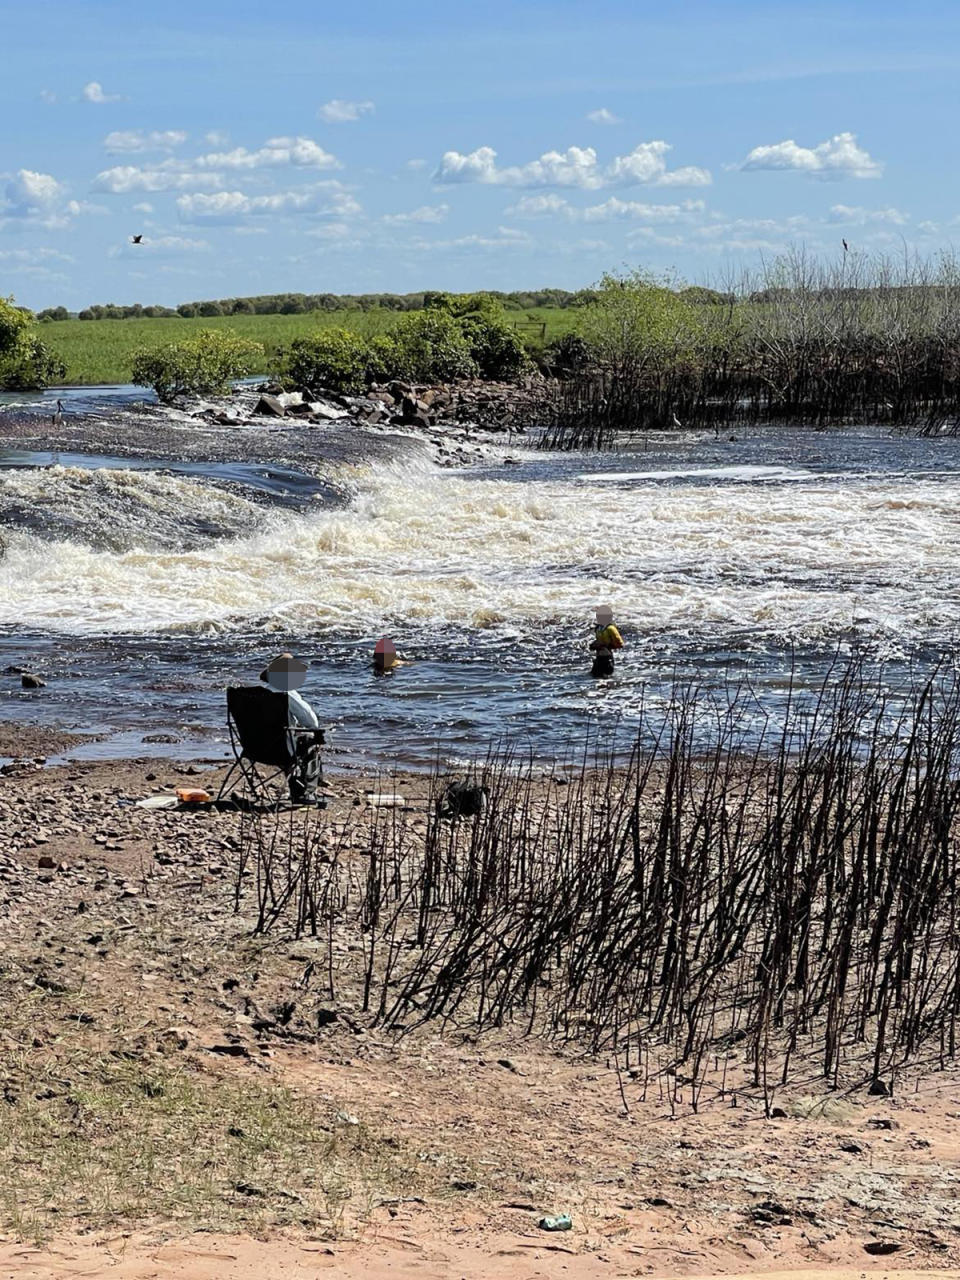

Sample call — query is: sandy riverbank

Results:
[0,731,959,1277]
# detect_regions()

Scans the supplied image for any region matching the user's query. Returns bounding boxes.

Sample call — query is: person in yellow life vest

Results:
[373,636,411,677]
[589,605,623,678]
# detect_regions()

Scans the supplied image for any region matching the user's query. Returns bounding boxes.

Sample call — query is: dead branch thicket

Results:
[235,660,960,1100]
[543,250,960,448]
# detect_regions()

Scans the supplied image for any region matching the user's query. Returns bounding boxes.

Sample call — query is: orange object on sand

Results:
[176,787,212,805]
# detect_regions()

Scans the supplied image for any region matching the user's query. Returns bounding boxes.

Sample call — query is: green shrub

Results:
[0,334,66,390]
[391,310,478,382]
[0,296,66,390]
[460,315,530,381]
[0,296,31,354]
[543,332,592,378]
[365,333,400,385]
[131,329,264,401]
[283,327,371,394]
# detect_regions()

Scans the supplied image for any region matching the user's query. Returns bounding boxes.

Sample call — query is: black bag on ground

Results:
[437,780,489,819]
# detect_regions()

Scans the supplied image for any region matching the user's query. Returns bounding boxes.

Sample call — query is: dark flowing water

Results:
[1,387,958,767]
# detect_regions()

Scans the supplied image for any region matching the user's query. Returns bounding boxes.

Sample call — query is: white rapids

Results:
[1,446,959,648]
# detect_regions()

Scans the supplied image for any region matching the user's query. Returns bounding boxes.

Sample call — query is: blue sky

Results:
[2,0,959,309]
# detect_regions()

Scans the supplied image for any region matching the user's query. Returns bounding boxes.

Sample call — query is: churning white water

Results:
[1,416,958,764]
[1,446,959,647]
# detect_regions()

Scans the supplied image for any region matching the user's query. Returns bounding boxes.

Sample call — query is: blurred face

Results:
[265,656,307,691]
[596,607,613,628]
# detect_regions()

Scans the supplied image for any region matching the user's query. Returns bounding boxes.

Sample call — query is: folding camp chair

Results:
[217,685,324,809]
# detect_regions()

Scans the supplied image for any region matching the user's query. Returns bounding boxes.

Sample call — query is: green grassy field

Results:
[41,307,580,385]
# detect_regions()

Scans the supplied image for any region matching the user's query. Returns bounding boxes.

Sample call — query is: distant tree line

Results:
[38,288,594,322]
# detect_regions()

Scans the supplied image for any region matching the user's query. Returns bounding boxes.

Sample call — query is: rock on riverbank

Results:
[190,374,555,436]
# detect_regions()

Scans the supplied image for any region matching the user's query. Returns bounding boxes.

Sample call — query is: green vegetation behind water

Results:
[43,307,579,385]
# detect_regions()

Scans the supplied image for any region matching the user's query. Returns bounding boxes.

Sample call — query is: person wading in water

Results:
[589,605,624,678]
[372,637,410,676]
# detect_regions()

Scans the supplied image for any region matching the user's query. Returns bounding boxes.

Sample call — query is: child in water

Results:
[589,605,623,678]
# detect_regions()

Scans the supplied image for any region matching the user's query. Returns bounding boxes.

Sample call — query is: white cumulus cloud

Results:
[581,196,707,222]
[740,132,883,179]
[132,201,154,213]
[0,247,72,264]
[506,192,706,223]
[82,81,122,104]
[195,136,340,171]
[425,226,532,250]
[65,198,108,216]
[4,169,64,212]
[1,170,104,230]
[435,142,710,189]
[306,222,355,240]
[104,130,188,153]
[505,194,572,216]
[586,108,621,125]
[92,166,226,193]
[176,186,359,222]
[318,99,374,123]
[827,204,907,225]
[382,204,449,224]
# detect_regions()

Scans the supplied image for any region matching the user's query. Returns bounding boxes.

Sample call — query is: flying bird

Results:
[131,234,143,244]
[842,238,849,252]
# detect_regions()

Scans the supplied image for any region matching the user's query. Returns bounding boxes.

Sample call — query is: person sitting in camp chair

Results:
[259,652,325,805]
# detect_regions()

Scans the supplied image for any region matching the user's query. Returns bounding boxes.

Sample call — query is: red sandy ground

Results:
[1,745,959,1279]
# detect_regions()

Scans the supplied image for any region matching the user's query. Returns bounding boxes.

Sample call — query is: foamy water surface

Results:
[1,396,958,766]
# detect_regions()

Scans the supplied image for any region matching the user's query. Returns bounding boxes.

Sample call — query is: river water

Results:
[1,386,958,768]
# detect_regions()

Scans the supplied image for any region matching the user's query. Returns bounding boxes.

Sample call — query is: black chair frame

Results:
[217,686,323,809]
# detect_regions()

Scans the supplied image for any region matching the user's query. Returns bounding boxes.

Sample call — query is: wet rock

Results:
[311,402,349,421]
[255,394,287,418]
[401,395,433,428]
[21,674,46,689]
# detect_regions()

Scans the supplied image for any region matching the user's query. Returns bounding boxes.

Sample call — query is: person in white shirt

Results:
[259,653,324,805]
